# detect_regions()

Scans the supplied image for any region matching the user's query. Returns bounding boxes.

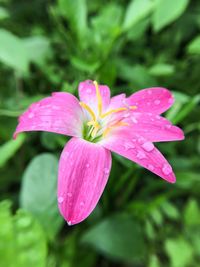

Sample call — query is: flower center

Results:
[80,81,136,142]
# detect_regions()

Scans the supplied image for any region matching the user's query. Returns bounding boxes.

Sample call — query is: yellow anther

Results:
[79,102,96,122]
[103,122,129,138]
[100,107,128,119]
[93,80,103,116]
[129,105,137,110]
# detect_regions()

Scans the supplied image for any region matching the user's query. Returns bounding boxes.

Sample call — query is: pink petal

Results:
[78,80,111,113]
[126,87,174,114]
[101,132,176,183]
[108,93,126,109]
[57,137,112,225]
[125,112,184,142]
[14,92,84,139]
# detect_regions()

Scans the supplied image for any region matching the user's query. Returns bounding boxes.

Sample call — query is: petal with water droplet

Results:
[125,112,184,142]
[14,92,84,139]
[58,137,112,225]
[78,80,111,113]
[101,132,176,183]
[126,87,174,114]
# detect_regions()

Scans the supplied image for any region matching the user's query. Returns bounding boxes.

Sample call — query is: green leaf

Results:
[187,36,200,54]
[184,199,200,226]
[0,7,9,20]
[161,201,179,220]
[123,0,153,31]
[149,255,160,267]
[152,0,189,32]
[58,0,87,39]
[20,153,63,240]
[0,134,25,168]
[81,214,146,264]
[23,36,51,67]
[165,237,193,267]
[0,200,47,267]
[149,63,175,77]
[0,29,29,73]
[0,29,50,73]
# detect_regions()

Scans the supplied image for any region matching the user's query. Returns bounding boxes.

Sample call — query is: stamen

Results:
[93,81,103,116]
[79,102,96,121]
[103,122,129,138]
[91,124,100,138]
[100,107,128,119]
[129,106,137,110]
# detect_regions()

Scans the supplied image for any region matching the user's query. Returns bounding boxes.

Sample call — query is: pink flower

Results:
[14,80,184,225]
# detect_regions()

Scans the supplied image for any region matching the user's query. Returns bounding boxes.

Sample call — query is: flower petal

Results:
[78,80,111,113]
[57,137,112,225]
[125,112,184,142]
[126,87,174,114]
[101,132,176,183]
[108,93,126,109]
[14,92,84,139]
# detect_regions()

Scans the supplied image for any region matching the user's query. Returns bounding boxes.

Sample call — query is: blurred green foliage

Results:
[0,0,200,266]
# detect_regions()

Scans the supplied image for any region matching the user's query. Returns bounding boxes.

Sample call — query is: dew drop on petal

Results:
[58,196,64,204]
[68,221,72,226]
[168,97,174,104]
[28,112,34,119]
[147,90,152,95]
[154,100,161,105]
[124,142,135,151]
[80,201,85,207]
[147,164,154,171]
[104,168,110,174]
[136,151,146,159]
[162,163,172,175]
[165,124,172,129]
[86,163,90,168]
[142,142,154,152]
[138,137,145,144]
[67,192,72,197]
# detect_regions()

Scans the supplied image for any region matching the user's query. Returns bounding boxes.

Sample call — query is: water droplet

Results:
[124,142,135,151]
[28,112,34,119]
[147,102,151,106]
[147,90,152,95]
[68,221,72,226]
[138,137,145,144]
[67,192,72,197]
[168,97,174,104]
[58,196,64,203]
[80,201,85,207]
[162,164,172,175]
[142,142,154,152]
[165,124,172,129]
[104,168,109,174]
[147,164,154,171]
[136,151,146,159]
[86,163,90,168]
[154,100,160,105]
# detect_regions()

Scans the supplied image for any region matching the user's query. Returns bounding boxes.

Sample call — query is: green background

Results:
[0,0,200,266]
